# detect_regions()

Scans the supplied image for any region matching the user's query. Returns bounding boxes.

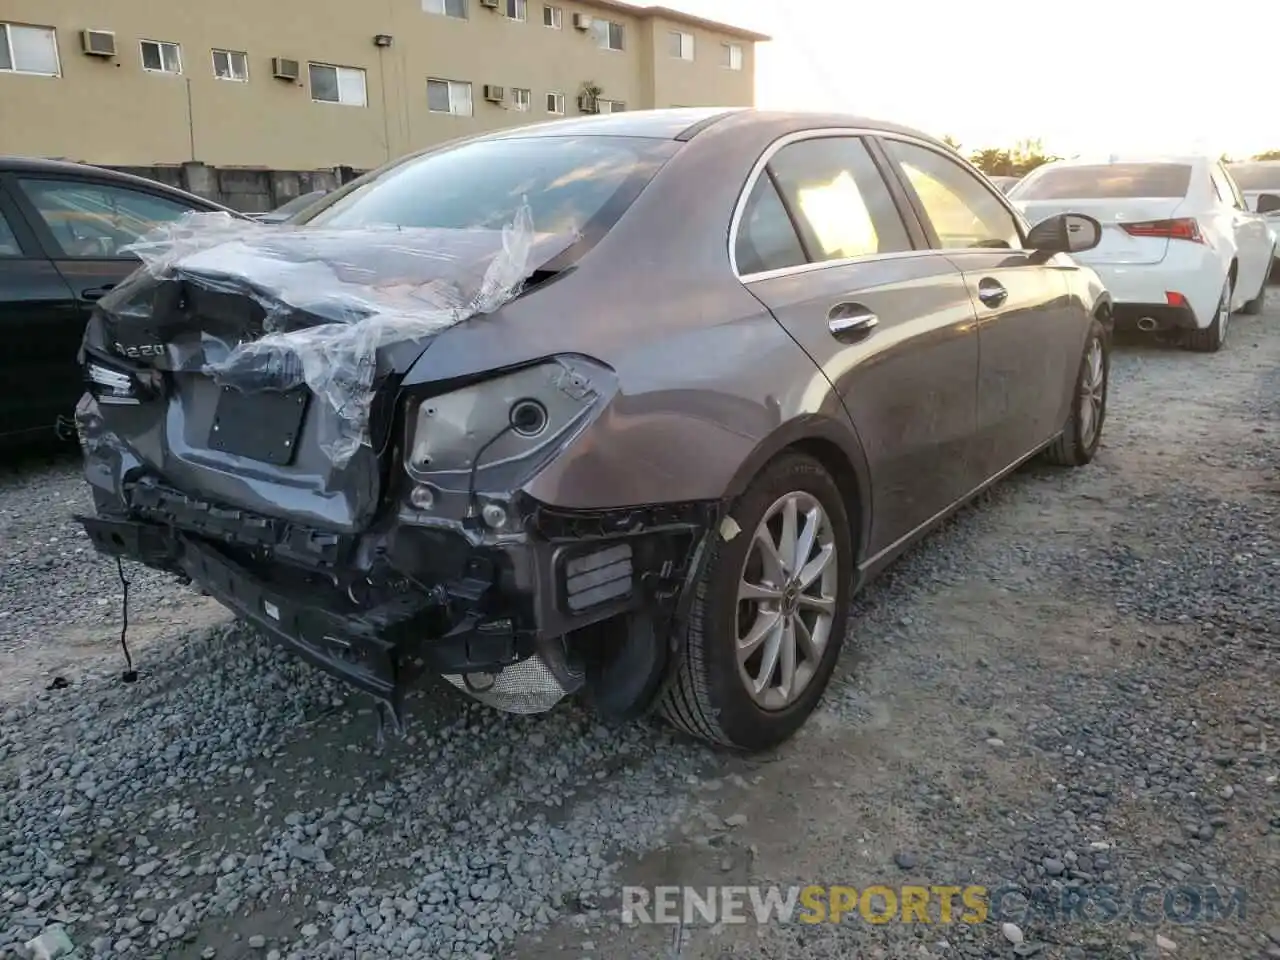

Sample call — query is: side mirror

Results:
[1256,193,1280,215]
[1026,212,1102,254]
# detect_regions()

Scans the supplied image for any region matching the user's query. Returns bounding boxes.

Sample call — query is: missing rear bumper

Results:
[75,495,715,724]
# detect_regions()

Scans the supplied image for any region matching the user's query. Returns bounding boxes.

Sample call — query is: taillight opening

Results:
[1120,218,1203,243]
[86,359,141,405]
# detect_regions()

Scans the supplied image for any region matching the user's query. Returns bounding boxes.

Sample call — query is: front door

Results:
[877,137,1080,475]
[735,133,981,557]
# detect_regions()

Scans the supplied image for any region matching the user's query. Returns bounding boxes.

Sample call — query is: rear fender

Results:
[720,414,873,569]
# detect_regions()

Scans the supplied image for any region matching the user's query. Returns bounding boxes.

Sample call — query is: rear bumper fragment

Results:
[75,491,715,719]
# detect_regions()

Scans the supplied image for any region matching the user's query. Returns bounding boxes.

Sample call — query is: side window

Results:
[884,139,1021,250]
[767,137,911,261]
[0,209,22,257]
[1217,166,1246,210]
[1209,166,1234,207]
[17,178,196,258]
[734,175,807,275]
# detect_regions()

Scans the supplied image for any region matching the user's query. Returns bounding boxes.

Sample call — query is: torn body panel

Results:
[77,390,718,724]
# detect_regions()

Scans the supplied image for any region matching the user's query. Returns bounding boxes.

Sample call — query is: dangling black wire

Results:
[116,556,138,683]
[465,422,515,526]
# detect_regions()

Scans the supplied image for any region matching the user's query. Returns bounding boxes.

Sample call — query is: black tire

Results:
[1241,252,1271,315]
[657,452,852,751]
[1044,317,1109,467]
[1183,276,1231,353]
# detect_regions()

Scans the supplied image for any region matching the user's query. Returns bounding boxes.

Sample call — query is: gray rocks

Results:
[2,307,1279,960]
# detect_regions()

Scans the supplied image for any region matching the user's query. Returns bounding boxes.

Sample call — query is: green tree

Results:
[1009,138,1056,176]
[941,134,962,153]
[969,147,1014,176]
[1251,149,1280,161]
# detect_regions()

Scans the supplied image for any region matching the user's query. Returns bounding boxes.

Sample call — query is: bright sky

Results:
[669,0,1278,160]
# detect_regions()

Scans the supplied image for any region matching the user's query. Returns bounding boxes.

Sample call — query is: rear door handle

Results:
[80,285,116,302]
[977,278,1007,308]
[827,303,878,342]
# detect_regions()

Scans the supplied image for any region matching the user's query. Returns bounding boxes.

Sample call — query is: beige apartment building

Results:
[0,0,766,172]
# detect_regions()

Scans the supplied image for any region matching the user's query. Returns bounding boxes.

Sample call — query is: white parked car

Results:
[1008,156,1274,351]
[1225,160,1280,264]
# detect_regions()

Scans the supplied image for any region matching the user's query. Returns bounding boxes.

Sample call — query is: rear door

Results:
[9,173,207,320]
[0,180,80,444]
[878,137,1079,474]
[737,133,982,556]
[1213,163,1273,302]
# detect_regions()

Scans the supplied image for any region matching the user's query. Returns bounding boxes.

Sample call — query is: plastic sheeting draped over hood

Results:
[95,207,577,467]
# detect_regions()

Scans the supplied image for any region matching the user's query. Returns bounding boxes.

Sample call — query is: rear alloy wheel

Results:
[1183,277,1231,352]
[658,453,851,751]
[1241,250,1272,315]
[1044,318,1109,467]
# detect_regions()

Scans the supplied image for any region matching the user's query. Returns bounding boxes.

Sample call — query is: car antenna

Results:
[115,557,139,683]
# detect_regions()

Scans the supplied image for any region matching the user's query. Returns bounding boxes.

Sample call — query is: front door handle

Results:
[827,302,879,342]
[977,278,1007,308]
[81,285,116,302]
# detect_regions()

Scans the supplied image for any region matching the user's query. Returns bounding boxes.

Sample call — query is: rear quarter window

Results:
[1016,163,1192,200]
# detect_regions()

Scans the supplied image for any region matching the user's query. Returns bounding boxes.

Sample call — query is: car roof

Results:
[0,155,235,212]
[1036,154,1207,168]
[475,107,953,149]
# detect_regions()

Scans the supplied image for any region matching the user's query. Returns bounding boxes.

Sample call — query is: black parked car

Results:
[0,157,234,448]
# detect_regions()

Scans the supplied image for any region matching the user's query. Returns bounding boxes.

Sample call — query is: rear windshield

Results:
[1014,163,1192,200]
[1227,163,1280,191]
[272,190,326,216]
[301,135,676,241]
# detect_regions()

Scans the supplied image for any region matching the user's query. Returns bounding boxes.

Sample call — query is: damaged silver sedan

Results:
[74,108,1112,751]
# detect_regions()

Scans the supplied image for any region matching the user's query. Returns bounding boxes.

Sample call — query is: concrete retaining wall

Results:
[107,162,366,213]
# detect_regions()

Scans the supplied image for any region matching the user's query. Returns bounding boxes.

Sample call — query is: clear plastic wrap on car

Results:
[95,206,576,467]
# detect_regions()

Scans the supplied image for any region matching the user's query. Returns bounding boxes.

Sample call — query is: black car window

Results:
[18,179,197,258]
[0,209,21,257]
[734,175,807,275]
[885,139,1022,250]
[766,137,911,262]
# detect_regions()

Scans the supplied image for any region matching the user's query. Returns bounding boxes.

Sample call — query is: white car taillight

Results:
[1119,218,1204,243]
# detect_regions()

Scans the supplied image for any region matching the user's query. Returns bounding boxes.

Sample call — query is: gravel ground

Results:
[1,292,1277,960]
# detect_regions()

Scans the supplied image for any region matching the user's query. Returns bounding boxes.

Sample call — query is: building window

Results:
[211,49,248,81]
[0,23,60,77]
[511,87,531,112]
[505,0,527,21]
[592,19,624,51]
[669,31,694,60]
[427,77,473,116]
[140,39,182,74]
[546,91,564,114]
[423,0,468,17]
[721,42,743,70]
[542,4,562,28]
[309,63,367,106]
[598,99,625,114]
